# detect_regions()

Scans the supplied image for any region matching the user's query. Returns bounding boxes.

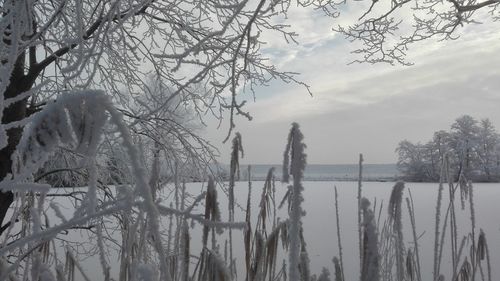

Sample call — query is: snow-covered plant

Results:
[227,132,243,278]
[244,167,253,280]
[9,91,108,187]
[202,176,223,249]
[282,123,307,281]
[229,133,244,216]
[178,221,191,281]
[256,167,275,234]
[333,186,345,281]
[246,168,288,281]
[387,182,405,281]
[0,90,251,281]
[360,198,380,281]
[124,76,216,185]
[0,90,169,280]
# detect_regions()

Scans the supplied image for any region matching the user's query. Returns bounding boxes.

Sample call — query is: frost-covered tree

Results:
[0,0,341,230]
[1,1,338,279]
[397,115,500,181]
[476,118,500,180]
[121,75,215,182]
[396,140,435,182]
[450,115,480,177]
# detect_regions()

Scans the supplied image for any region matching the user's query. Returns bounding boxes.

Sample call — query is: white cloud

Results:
[248,28,500,120]
[204,10,500,164]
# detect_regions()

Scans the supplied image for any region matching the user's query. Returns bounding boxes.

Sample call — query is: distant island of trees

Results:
[397,115,500,182]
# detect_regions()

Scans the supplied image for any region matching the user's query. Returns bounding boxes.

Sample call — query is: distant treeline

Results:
[397,115,500,182]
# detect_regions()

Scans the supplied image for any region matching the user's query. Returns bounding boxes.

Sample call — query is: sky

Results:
[203,5,500,165]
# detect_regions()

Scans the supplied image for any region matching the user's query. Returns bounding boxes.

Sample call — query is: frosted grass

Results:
[40,180,500,280]
[184,181,500,281]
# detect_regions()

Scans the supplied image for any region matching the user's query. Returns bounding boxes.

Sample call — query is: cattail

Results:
[229,132,243,219]
[434,156,446,280]
[333,186,345,281]
[388,182,404,229]
[388,182,405,281]
[282,123,307,281]
[203,176,222,248]
[228,133,242,280]
[477,230,486,261]
[468,180,476,246]
[459,175,468,210]
[360,198,379,281]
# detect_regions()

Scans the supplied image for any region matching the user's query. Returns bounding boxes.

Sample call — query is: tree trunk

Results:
[0,52,30,231]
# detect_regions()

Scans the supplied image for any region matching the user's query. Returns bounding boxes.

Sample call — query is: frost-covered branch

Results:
[336,0,500,64]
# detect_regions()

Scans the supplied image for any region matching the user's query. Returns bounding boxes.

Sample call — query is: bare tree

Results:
[335,0,500,64]
[0,0,334,230]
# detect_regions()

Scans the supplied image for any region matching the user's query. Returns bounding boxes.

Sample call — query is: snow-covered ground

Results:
[186,181,500,280]
[44,181,500,280]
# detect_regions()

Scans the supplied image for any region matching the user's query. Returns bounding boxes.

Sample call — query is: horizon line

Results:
[218,163,398,166]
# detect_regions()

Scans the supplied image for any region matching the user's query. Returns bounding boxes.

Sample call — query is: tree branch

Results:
[456,0,500,12]
[29,3,149,81]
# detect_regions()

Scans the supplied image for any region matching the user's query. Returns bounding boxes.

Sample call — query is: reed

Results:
[1,122,495,281]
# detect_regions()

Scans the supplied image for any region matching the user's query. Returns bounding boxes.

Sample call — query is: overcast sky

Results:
[203,6,500,165]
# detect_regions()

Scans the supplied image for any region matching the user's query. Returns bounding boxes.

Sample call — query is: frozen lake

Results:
[185,180,500,281]
[41,180,500,280]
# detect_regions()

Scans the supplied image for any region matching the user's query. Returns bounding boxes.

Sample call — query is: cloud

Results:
[204,11,500,164]
[246,31,500,122]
